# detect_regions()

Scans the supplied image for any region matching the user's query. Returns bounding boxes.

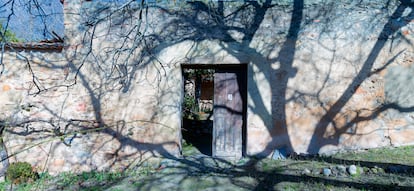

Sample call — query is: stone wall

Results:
[0,0,413,174]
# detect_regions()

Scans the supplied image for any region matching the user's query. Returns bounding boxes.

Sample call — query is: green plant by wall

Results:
[0,24,20,42]
[6,162,38,184]
[183,94,199,120]
[185,69,214,81]
[182,68,214,120]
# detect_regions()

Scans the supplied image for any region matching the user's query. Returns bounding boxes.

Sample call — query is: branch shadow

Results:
[307,2,414,154]
[294,154,414,175]
[2,0,414,190]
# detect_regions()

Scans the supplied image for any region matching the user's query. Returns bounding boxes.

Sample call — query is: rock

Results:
[329,167,338,176]
[337,165,347,173]
[272,147,287,160]
[312,169,321,175]
[302,168,311,175]
[323,168,332,177]
[348,165,357,175]
[336,165,347,176]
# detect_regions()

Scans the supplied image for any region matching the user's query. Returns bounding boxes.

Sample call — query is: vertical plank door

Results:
[213,68,243,160]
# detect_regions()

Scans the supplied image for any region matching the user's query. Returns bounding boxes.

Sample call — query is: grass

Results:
[181,140,200,156]
[1,145,413,191]
[274,181,339,191]
[0,170,128,191]
[333,145,414,165]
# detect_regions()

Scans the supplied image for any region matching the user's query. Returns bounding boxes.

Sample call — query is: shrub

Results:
[183,94,199,120]
[0,25,20,42]
[6,162,38,184]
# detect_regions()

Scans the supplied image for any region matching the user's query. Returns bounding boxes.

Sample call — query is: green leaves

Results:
[0,24,20,43]
[6,162,38,184]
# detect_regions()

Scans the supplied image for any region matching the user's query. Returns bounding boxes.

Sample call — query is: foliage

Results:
[182,68,214,119]
[0,24,20,42]
[56,170,124,187]
[182,94,199,120]
[6,162,38,184]
[184,69,214,82]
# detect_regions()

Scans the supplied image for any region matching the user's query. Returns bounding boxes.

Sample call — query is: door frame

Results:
[180,64,247,158]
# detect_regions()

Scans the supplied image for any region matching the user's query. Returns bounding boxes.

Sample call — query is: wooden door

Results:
[213,68,244,160]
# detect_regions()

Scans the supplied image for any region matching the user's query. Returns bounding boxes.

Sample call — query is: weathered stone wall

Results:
[0,0,413,174]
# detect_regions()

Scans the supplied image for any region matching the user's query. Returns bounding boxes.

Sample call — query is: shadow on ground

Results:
[38,146,414,191]
[92,155,414,191]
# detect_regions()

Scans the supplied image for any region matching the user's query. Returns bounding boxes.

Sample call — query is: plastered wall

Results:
[0,0,413,174]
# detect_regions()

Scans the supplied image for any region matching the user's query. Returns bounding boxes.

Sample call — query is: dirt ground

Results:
[3,145,414,191]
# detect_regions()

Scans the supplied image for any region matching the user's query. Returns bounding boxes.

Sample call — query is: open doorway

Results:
[181,64,247,159]
[181,67,214,156]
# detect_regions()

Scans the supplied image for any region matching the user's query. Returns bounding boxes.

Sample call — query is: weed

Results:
[58,172,79,186]
[333,146,414,165]
[258,159,286,173]
[281,182,300,191]
[0,146,413,190]
[0,180,11,191]
[137,165,155,176]
[6,162,38,185]
[181,141,199,156]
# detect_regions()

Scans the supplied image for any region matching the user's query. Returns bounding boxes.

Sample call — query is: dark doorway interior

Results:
[182,118,213,156]
[182,67,214,156]
[181,64,247,158]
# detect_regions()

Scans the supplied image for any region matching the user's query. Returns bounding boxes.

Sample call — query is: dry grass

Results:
[1,145,413,191]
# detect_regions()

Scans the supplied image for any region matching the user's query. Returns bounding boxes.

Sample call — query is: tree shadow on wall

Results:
[2,0,414,190]
[157,0,299,157]
[307,1,414,154]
